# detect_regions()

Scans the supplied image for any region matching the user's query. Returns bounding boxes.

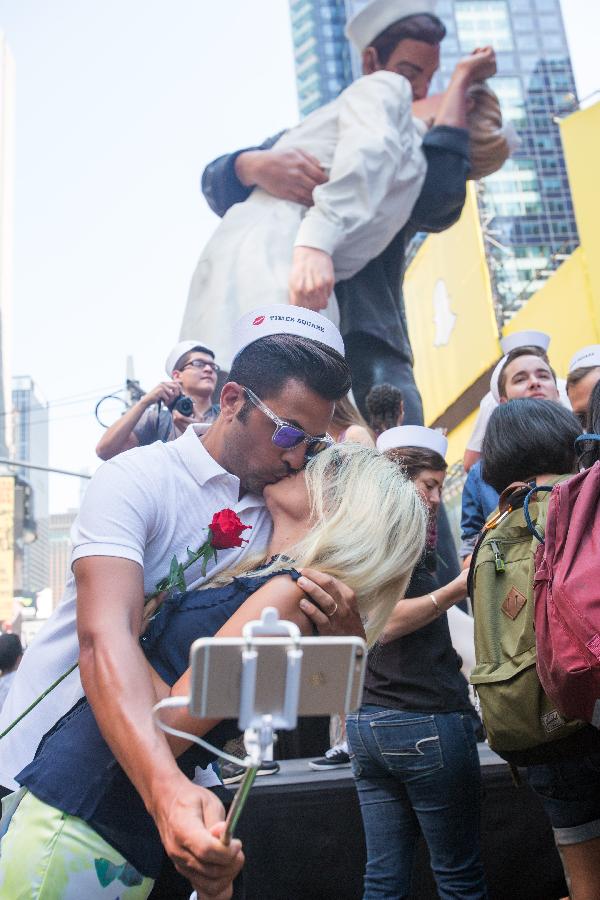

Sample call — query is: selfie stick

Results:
[223,608,303,844]
[153,608,304,845]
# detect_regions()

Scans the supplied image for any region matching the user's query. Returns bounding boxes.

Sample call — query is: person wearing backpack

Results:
[471,398,600,900]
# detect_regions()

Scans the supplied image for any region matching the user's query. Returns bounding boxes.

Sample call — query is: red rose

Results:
[209,508,251,550]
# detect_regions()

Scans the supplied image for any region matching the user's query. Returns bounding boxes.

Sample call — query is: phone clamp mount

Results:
[153,607,306,844]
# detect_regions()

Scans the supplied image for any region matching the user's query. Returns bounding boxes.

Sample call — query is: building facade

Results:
[288,0,353,117]
[290,0,579,322]
[49,509,77,607]
[0,34,15,458]
[12,376,49,595]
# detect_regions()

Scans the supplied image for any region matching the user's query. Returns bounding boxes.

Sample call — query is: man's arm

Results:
[96,382,181,461]
[409,48,497,235]
[408,128,470,234]
[75,556,243,896]
[200,133,326,216]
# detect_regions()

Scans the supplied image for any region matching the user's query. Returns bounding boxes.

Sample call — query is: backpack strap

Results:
[575,434,600,444]
[466,481,533,597]
[523,485,554,544]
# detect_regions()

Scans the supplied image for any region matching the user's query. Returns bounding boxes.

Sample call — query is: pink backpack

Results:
[533,460,600,727]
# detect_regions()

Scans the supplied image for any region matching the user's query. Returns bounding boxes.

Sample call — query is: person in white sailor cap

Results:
[95,339,221,461]
[347,422,486,898]
[461,330,568,559]
[181,0,505,371]
[463,330,569,472]
[0,305,366,899]
[566,344,600,425]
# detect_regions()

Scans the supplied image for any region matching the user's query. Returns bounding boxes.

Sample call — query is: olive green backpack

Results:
[468,478,584,762]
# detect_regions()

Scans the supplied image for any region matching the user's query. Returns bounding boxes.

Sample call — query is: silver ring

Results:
[327,602,338,618]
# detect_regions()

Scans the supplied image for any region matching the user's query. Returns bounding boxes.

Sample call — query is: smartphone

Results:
[188,636,366,722]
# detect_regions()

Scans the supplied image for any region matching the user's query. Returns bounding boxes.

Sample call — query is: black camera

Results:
[167,395,194,417]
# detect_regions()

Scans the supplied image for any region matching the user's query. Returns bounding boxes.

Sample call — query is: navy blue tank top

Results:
[17,568,300,878]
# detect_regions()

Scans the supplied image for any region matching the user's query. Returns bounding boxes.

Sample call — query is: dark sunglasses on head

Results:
[243,387,333,458]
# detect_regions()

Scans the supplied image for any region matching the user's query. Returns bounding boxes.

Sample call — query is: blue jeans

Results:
[346,706,487,900]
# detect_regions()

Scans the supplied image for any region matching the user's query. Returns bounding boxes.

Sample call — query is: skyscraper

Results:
[288,0,353,117]
[290,0,579,322]
[0,34,15,457]
[12,376,49,595]
[432,0,579,320]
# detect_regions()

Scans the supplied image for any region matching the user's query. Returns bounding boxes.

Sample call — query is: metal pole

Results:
[0,458,92,479]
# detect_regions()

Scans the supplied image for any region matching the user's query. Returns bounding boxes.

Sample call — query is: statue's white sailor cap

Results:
[491,331,551,401]
[568,345,600,373]
[376,425,448,459]
[231,304,345,360]
[500,330,550,355]
[165,340,215,377]
[345,0,438,52]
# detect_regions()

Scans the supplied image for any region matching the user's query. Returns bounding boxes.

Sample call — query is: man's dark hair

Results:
[385,445,447,478]
[578,379,600,468]
[497,346,556,399]
[229,335,351,421]
[481,399,581,493]
[567,364,600,392]
[174,346,215,371]
[365,383,404,436]
[0,633,23,673]
[370,14,446,65]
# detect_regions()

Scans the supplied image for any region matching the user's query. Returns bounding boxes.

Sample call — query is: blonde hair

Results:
[467,81,514,179]
[207,444,427,647]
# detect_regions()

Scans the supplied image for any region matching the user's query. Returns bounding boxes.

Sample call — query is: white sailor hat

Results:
[490,357,508,403]
[231,304,345,360]
[491,331,551,401]
[345,0,438,53]
[165,340,214,377]
[376,425,448,459]
[568,345,600,373]
[500,330,550,355]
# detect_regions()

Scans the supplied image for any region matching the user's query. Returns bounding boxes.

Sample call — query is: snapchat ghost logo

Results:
[433,279,457,347]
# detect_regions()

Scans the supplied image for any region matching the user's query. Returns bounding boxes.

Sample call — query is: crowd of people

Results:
[0,0,598,898]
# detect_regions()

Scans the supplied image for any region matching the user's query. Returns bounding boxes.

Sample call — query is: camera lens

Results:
[174,396,194,417]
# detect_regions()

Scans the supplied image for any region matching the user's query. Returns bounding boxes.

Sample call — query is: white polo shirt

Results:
[0,425,272,789]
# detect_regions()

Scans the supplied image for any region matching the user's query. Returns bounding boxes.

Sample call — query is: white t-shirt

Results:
[466,379,571,454]
[0,424,272,789]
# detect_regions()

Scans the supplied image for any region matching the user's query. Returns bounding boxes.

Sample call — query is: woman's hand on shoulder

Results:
[297,569,366,642]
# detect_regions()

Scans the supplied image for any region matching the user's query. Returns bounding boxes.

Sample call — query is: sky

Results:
[0,0,598,513]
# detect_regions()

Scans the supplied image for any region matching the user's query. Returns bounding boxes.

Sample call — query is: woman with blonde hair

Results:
[0,443,425,899]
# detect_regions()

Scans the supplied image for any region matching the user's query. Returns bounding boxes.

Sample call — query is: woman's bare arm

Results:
[150,575,309,755]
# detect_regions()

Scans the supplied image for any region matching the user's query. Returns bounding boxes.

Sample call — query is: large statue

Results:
[181,0,507,422]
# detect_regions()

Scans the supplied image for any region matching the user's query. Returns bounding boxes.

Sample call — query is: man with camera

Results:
[96,340,221,460]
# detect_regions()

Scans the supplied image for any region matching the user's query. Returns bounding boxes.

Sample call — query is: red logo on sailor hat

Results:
[252,316,266,326]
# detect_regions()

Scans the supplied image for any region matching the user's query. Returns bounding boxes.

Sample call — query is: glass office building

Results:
[290,0,579,322]
[288,0,353,117]
[433,0,578,320]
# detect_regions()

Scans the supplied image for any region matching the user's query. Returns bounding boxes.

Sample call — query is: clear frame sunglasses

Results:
[243,387,333,458]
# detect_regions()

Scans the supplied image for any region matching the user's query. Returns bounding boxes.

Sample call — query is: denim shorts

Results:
[526,751,600,845]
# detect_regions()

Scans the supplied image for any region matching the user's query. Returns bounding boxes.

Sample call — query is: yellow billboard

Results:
[0,475,14,623]
[404,185,500,424]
